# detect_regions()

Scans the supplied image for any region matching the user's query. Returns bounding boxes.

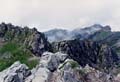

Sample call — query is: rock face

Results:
[52,39,119,72]
[0,22,51,56]
[28,31,52,56]
[50,59,116,82]
[0,61,31,82]
[88,30,120,55]
[25,52,67,82]
[39,52,67,72]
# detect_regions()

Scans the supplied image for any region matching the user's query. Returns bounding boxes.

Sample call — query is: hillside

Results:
[0,22,51,71]
[88,29,120,55]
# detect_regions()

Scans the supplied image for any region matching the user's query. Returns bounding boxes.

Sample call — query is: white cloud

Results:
[0,0,120,31]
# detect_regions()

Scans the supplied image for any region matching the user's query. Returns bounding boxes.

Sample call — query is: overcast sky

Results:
[0,0,120,32]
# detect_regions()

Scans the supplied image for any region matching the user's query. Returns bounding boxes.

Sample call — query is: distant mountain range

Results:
[44,24,111,42]
[45,24,120,55]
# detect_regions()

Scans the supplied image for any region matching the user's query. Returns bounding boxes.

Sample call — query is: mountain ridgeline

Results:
[0,22,51,55]
[45,24,120,55]
[52,39,119,72]
[44,24,111,42]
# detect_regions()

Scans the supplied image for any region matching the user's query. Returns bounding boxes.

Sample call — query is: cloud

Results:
[0,0,120,31]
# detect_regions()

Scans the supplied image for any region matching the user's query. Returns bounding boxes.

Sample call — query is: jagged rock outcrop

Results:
[39,52,67,72]
[0,61,31,82]
[0,52,119,82]
[25,52,119,82]
[50,59,116,82]
[25,52,67,82]
[88,30,120,55]
[0,22,51,56]
[52,39,119,72]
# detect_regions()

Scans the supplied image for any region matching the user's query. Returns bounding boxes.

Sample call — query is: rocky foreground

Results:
[0,52,120,82]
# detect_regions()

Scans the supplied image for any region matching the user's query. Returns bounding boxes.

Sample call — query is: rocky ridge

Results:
[52,39,119,72]
[88,30,120,55]
[0,22,51,56]
[0,22,52,71]
[0,52,120,82]
[0,61,31,82]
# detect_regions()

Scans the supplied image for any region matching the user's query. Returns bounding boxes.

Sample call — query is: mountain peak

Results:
[91,24,103,28]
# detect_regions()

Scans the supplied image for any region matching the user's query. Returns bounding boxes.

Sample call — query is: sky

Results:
[0,0,120,32]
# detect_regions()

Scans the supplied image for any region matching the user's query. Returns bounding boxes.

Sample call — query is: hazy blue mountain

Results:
[44,28,71,42]
[44,24,111,42]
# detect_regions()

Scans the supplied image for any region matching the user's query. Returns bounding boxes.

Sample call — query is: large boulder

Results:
[40,52,67,72]
[0,61,31,82]
[25,67,50,82]
[25,52,67,82]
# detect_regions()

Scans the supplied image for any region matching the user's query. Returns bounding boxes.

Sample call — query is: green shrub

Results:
[0,42,19,54]
[0,42,39,71]
[69,60,79,69]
